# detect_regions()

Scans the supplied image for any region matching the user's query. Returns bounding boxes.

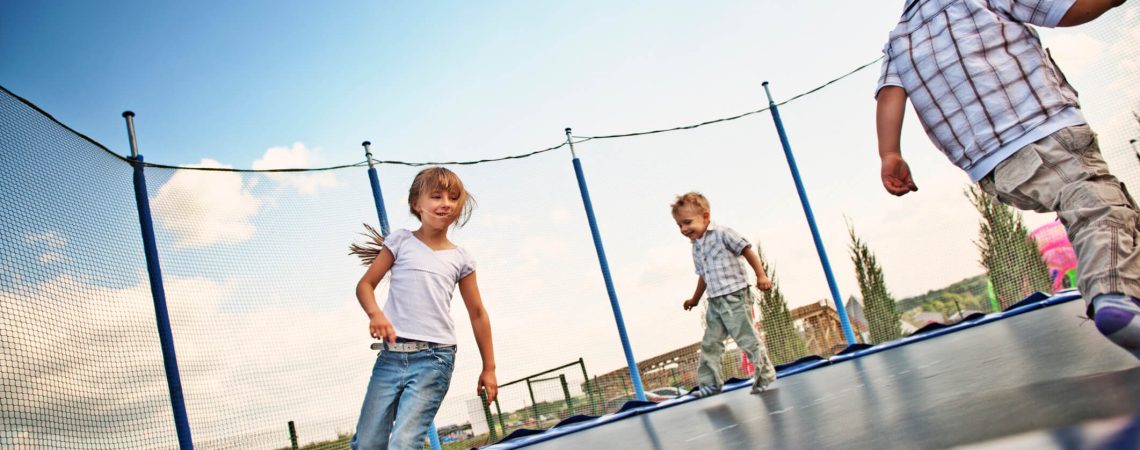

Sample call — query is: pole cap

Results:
[362,141,371,147]
[122,111,135,118]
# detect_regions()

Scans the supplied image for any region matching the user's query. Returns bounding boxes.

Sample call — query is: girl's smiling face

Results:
[406,167,474,230]
[413,188,461,230]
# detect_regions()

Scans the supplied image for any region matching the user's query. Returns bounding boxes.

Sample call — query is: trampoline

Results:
[483,292,1140,449]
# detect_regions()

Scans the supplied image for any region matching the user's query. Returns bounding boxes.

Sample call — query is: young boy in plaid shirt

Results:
[672,192,778,397]
[876,0,1138,357]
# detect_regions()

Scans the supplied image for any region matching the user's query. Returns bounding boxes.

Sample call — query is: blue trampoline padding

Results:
[481,290,1087,450]
[774,358,831,377]
[911,321,950,335]
[828,291,1083,364]
[551,415,597,429]
[615,400,657,413]
[774,354,825,372]
[837,343,874,355]
[1002,290,1082,316]
[959,312,987,322]
[498,428,547,442]
[1004,291,1052,311]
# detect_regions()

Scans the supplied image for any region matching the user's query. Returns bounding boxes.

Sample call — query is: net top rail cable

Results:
[1,57,881,173]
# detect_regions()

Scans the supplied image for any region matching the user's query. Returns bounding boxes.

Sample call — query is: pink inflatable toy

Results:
[1029,220,1078,291]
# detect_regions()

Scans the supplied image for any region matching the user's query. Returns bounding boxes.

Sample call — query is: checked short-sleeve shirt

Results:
[691,223,753,298]
[876,0,1083,182]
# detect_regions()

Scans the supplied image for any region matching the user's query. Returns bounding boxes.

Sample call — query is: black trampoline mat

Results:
[521,299,1140,449]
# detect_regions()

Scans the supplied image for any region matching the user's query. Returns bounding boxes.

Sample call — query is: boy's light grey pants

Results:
[697,287,776,388]
[979,124,1140,310]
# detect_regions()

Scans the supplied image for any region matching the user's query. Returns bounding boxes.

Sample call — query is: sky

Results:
[2,1,1139,447]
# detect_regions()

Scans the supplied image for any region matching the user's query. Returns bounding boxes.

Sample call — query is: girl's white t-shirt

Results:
[382,229,475,345]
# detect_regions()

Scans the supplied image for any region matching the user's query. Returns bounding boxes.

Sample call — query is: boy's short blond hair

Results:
[671,192,709,215]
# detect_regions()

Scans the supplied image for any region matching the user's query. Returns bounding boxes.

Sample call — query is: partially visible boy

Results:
[876,0,1138,357]
[672,192,778,397]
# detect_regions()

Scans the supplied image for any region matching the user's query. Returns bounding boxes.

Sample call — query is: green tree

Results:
[847,223,903,344]
[935,292,967,320]
[756,248,808,365]
[966,187,1052,310]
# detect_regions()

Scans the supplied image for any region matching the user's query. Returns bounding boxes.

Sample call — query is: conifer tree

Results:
[966,187,1052,310]
[756,248,808,365]
[848,224,903,343]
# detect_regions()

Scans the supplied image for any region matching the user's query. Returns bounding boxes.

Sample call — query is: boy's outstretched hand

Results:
[757,276,773,291]
[683,298,700,311]
[881,153,918,196]
[479,369,498,405]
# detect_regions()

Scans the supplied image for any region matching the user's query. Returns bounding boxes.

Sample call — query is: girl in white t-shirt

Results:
[349,167,497,449]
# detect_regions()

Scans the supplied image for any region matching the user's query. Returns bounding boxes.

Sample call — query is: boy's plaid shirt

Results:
[876,0,1083,181]
[692,223,753,298]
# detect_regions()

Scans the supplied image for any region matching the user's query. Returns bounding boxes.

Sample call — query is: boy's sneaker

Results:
[751,354,778,394]
[751,368,777,394]
[691,385,721,398]
[1092,294,1140,359]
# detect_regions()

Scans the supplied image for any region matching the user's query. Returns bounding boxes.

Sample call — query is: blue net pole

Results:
[123,112,195,449]
[565,128,647,402]
[760,83,857,346]
[359,142,441,450]
[428,423,443,450]
[362,141,391,236]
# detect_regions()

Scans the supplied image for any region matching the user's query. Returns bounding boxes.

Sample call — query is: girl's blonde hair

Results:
[670,192,709,215]
[350,167,476,266]
[407,167,475,228]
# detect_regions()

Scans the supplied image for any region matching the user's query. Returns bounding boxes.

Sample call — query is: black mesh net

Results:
[1,6,1138,448]
[1,90,179,449]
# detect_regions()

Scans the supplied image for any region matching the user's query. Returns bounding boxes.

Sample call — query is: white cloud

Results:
[23,230,68,264]
[0,269,371,448]
[152,159,261,248]
[0,274,173,447]
[251,142,339,195]
[23,230,66,248]
[36,252,64,263]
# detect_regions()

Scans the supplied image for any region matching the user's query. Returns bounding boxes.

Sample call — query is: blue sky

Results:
[2,1,904,166]
[3,1,1139,445]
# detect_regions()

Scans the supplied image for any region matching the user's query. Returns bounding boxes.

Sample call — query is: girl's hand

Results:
[683,298,700,311]
[757,276,773,291]
[369,313,397,344]
[478,369,498,404]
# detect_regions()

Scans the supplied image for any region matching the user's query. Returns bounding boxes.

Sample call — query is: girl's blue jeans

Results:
[351,345,456,450]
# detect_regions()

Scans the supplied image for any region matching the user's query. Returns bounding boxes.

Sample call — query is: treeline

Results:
[896,274,990,313]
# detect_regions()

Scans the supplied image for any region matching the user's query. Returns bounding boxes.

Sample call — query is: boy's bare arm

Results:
[742,246,773,291]
[683,277,707,310]
[1058,0,1126,26]
[876,86,918,196]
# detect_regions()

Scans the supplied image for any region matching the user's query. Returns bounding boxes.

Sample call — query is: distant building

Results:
[437,422,474,443]
[791,299,866,357]
[909,311,946,328]
[844,295,872,343]
[589,340,753,400]
[465,397,490,436]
